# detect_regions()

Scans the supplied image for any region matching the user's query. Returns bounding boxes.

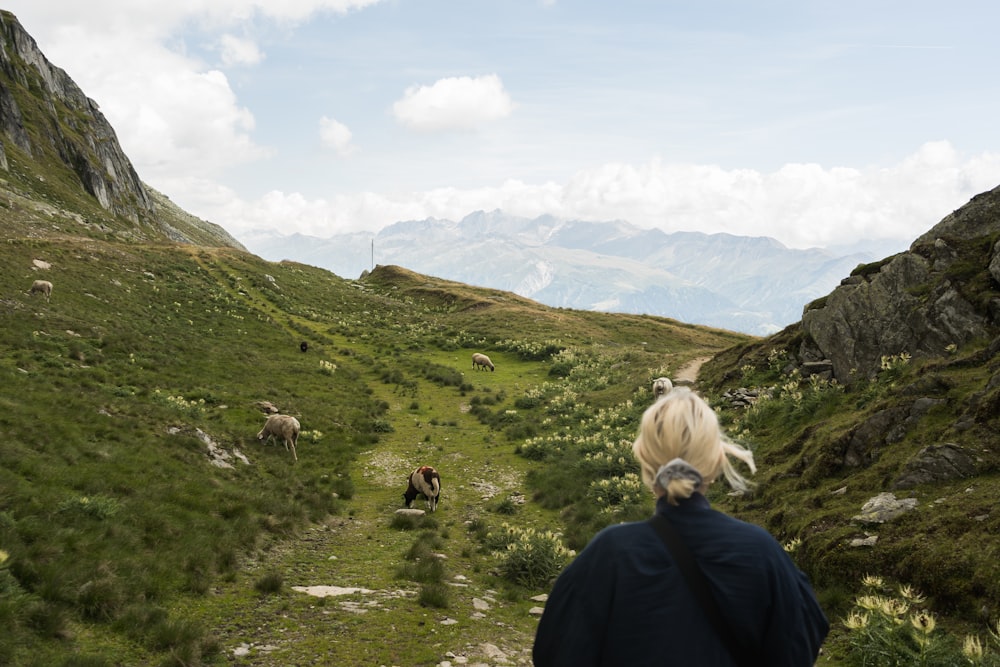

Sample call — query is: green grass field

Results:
[0,237,740,665]
[3,234,999,666]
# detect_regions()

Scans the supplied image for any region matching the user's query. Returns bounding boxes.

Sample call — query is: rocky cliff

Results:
[799,184,1000,383]
[0,11,152,222]
[0,10,243,249]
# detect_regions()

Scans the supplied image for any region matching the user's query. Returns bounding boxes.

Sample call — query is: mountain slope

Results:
[244,213,885,336]
[0,10,243,249]
[3,9,1000,664]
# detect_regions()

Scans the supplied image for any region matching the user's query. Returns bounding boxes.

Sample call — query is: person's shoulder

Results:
[592,519,652,540]
[705,510,787,555]
[585,518,659,551]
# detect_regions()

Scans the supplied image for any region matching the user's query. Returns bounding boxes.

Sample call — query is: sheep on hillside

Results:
[652,377,673,400]
[472,352,495,372]
[257,414,301,461]
[403,466,441,512]
[29,280,52,301]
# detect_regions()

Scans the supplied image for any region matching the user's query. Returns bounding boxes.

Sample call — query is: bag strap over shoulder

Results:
[648,514,759,667]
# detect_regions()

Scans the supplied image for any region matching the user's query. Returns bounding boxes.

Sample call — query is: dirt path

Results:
[675,355,711,384]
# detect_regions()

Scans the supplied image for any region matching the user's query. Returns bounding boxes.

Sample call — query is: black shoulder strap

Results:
[648,514,758,667]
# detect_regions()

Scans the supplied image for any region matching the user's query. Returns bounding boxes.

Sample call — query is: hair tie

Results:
[654,458,703,489]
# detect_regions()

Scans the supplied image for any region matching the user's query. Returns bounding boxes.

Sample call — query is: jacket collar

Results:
[656,492,711,514]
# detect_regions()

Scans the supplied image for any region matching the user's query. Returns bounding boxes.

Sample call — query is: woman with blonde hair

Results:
[534,388,828,666]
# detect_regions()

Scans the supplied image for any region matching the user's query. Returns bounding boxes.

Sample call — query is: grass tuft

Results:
[253,571,284,595]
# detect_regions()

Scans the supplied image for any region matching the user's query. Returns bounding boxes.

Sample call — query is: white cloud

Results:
[97,57,269,182]
[392,75,515,131]
[201,143,1000,253]
[9,2,1000,259]
[12,17,268,188]
[217,34,264,67]
[12,1,384,31]
[7,0,386,187]
[319,116,356,156]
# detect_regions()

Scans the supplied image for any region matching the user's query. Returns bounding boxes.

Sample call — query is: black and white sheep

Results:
[29,279,52,301]
[472,352,495,372]
[403,466,441,512]
[652,377,673,399]
[257,414,301,461]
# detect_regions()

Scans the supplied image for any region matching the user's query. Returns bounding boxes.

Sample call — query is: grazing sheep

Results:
[300,341,309,353]
[652,377,673,399]
[29,279,52,301]
[472,352,495,372]
[257,414,301,461]
[403,466,441,512]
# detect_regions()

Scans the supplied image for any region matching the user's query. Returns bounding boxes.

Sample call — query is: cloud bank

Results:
[223,141,1000,250]
[10,1,1000,253]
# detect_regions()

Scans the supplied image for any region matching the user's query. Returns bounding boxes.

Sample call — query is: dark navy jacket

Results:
[533,494,829,666]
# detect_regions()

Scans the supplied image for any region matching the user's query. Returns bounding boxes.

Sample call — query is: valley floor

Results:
[184,351,555,666]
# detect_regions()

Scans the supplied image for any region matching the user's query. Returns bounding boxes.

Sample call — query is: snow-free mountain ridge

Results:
[244,213,902,335]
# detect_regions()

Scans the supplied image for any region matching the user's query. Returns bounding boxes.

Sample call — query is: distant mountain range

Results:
[242,212,906,335]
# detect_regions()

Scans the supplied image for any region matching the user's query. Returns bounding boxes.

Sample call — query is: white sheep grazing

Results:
[403,466,441,512]
[472,352,495,372]
[257,414,301,461]
[652,377,673,399]
[29,280,53,301]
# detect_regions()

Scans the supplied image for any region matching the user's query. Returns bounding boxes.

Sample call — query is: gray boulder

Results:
[852,492,918,524]
[893,443,977,489]
[800,185,1000,384]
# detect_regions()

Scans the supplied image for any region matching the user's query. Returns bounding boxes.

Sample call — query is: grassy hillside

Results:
[7,226,998,666]
[0,235,743,665]
[699,327,1000,662]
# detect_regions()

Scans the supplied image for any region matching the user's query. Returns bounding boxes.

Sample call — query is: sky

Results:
[7,0,1000,251]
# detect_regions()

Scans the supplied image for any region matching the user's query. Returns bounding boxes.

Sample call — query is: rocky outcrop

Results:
[893,443,977,489]
[146,187,247,250]
[720,387,763,408]
[834,397,947,468]
[800,184,1000,383]
[0,10,152,223]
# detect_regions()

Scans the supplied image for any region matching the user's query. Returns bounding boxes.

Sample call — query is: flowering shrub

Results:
[586,473,645,515]
[877,351,912,386]
[299,429,324,442]
[880,351,912,372]
[152,389,206,417]
[841,575,1000,666]
[580,439,638,478]
[493,338,565,361]
[736,370,843,434]
[546,386,581,417]
[497,409,521,425]
[486,523,575,589]
[516,434,573,461]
